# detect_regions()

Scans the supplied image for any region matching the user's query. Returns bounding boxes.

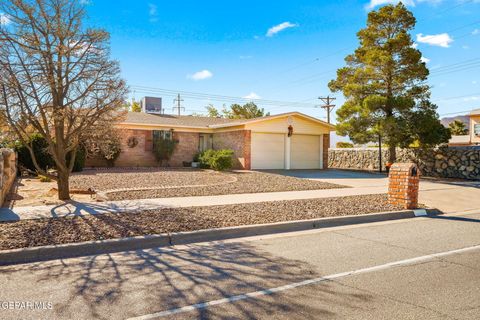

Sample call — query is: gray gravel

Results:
[107,170,346,200]
[70,168,231,191]
[0,194,402,250]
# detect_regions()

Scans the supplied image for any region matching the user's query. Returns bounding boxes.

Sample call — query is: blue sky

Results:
[83,0,480,123]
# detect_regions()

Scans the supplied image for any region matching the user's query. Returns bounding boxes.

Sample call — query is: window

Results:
[153,130,173,141]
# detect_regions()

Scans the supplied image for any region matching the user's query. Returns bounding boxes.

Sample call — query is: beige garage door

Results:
[251,133,285,169]
[291,135,321,169]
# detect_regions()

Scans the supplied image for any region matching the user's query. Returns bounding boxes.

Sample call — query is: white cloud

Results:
[240,55,253,60]
[187,70,213,81]
[463,96,480,102]
[148,3,158,22]
[243,92,261,100]
[473,29,480,35]
[420,56,430,63]
[416,33,453,48]
[411,43,418,49]
[0,13,11,25]
[462,45,470,50]
[473,80,477,85]
[266,22,298,37]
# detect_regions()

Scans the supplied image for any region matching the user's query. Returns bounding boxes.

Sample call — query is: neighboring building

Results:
[447,109,480,146]
[86,111,334,170]
[470,109,480,145]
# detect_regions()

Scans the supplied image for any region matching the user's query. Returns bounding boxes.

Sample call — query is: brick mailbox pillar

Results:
[388,163,420,209]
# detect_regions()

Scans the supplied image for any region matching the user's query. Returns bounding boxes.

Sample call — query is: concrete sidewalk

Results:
[0,169,476,221]
[0,186,387,221]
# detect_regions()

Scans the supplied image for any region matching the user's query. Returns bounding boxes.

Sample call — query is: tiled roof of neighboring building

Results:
[470,109,480,116]
[122,112,236,128]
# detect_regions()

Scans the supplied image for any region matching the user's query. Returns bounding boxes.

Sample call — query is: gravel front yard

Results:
[0,194,403,250]
[106,170,345,200]
[70,168,232,191]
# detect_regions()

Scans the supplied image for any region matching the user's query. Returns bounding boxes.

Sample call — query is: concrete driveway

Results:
[269,169,480,214]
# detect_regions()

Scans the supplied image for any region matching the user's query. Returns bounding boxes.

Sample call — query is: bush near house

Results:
[15,134,85,173]
[336,142,354,148]
[152,138,178,166]
[199,149,234,171]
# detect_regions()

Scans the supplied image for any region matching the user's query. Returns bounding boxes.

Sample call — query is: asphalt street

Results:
[1,210,480,319]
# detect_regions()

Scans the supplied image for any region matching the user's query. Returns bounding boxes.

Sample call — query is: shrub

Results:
[16,133,86,173]
[68,147,86,172]
[15,133,54,172]
[198,149,234,171]
[153,138,178,166]
[336,142,354,148]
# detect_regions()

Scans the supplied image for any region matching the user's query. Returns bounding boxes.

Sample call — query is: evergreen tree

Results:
[329,3,449,161]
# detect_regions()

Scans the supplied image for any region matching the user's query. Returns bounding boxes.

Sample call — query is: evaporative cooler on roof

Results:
[141,97,163,114]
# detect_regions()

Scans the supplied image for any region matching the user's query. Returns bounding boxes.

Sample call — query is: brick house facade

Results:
[85,111,333,170]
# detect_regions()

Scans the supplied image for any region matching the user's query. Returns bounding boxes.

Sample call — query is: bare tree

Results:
[0,0,127,199]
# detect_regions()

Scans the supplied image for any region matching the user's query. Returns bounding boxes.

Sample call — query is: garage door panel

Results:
[251,133,285,169]
[291,135,320,169]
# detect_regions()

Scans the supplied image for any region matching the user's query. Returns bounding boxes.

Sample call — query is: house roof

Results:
[470,109,480,116]
[121,112,236,128]
[120,111,335,130]
[208,112,336,129]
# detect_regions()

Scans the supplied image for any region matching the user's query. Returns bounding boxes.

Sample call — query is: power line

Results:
[130,85,319,109]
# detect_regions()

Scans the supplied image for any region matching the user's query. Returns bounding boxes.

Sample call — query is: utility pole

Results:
[173,94,185,116]
[317,96,336,124]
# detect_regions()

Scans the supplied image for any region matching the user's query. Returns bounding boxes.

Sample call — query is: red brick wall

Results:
[114,129,157,167]
[388,163,420,209]
[169,131,200,167]
[86,129,200,167]
[212,130,251,169]
[323,134,330,169]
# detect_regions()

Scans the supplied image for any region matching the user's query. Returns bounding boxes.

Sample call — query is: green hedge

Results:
[15,134,85,173]
[198,149,234,171]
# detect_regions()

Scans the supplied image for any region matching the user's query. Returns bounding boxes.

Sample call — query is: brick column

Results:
[388,163,420,209]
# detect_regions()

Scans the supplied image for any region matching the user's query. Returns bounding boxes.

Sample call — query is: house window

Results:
[153,130,173,141]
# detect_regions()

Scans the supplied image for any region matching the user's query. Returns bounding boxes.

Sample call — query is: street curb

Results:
[0,208,440,266]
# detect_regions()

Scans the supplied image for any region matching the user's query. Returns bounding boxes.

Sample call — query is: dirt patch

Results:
[0,194,403,250]
[107,171,346,200]
[4,178,96,208]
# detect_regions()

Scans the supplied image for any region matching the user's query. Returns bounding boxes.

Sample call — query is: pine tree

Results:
[329,3,449,161]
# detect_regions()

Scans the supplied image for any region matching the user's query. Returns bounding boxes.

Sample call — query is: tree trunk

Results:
[57,169,71,200]
[388,145,396,163]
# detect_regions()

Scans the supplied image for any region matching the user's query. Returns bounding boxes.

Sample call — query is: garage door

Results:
[291,135,321,169]
[251,133,285,169]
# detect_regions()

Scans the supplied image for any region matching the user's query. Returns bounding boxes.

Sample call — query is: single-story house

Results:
[86,111,335,170]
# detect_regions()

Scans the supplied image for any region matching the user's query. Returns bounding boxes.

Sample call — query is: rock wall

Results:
[328,147,480,180]
[0,149,17,206]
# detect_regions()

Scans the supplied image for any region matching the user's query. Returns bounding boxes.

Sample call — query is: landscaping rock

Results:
[0,194,403,250]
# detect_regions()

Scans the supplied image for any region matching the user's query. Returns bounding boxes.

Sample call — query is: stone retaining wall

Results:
[0,149,17,206]
[328,147,480,180]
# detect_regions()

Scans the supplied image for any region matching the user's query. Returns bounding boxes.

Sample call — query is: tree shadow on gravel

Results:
[1,242,373,320]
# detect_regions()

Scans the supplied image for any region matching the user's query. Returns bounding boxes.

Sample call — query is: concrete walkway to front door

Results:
[0,169,477,221]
